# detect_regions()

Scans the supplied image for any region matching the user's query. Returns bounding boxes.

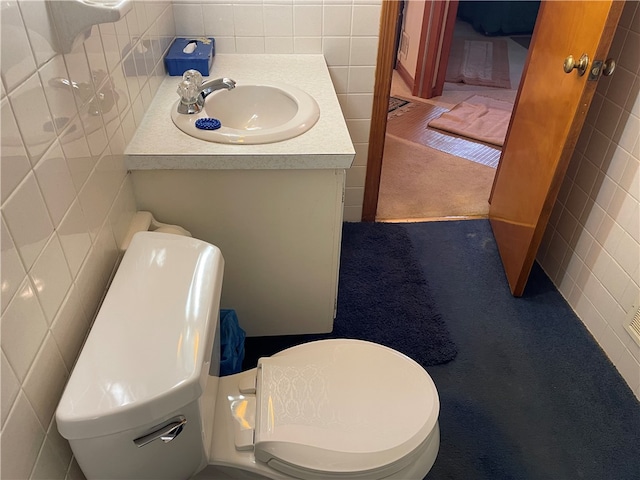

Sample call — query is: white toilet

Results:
[56,232,440,480]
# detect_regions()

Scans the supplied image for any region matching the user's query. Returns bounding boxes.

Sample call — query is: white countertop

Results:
[125,55,355,170]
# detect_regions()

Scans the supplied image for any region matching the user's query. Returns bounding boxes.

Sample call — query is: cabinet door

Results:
[131,169,346,336]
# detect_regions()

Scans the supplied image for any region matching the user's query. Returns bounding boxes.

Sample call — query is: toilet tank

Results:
[56,232,224,480]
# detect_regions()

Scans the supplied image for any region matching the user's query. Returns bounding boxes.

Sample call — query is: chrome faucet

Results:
[176,70,236,114]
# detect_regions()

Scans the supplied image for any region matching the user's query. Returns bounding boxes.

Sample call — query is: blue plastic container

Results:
[165,37,215,76]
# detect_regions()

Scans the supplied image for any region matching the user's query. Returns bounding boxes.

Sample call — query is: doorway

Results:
[373,1,538,222]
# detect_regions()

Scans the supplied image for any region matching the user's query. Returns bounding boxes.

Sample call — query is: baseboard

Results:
[395,61,414,94]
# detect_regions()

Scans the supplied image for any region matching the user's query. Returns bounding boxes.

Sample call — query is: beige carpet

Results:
[376,135,494,221]
[428,95,513,147]
[386,100,502,168]
[446,37,511,89]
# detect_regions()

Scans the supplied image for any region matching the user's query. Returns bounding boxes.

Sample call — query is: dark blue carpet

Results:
[243,222,457,370]
[404,219,640,480]
[244,220,640,479]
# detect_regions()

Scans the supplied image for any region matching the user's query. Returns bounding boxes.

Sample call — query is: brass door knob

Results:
[563,54,590,76]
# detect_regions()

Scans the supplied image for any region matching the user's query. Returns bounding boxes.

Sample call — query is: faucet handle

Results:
[176,80,199,104]
[182,69,203,86]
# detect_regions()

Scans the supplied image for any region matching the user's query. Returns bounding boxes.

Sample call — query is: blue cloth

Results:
[220,309,245,376]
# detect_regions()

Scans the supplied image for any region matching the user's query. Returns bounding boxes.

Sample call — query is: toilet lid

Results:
[254,339,439,478]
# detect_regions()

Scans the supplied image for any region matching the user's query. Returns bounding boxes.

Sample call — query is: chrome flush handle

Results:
[133,416,187,447]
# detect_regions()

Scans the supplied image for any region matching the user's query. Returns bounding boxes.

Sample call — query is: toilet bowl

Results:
[56,232,440,480]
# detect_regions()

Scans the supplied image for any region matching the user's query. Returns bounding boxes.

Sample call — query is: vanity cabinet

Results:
[125,55,354,336]
[131,169,345,336]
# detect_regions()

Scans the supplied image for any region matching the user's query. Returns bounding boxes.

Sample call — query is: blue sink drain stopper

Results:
[195,118,221,130]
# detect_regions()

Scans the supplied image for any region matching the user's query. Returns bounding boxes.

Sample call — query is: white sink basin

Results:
[171,83,320,144]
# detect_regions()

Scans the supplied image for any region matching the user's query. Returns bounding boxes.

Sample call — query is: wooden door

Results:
[489,0,624,296]
[431,1,459,98]
[410,0,459,99]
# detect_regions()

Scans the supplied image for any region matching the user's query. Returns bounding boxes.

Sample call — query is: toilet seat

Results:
[242,339,439,479]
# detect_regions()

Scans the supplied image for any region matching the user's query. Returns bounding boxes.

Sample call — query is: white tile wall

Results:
[539,0,640,400]
[172,0,382,221]
[0,2,175,479]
